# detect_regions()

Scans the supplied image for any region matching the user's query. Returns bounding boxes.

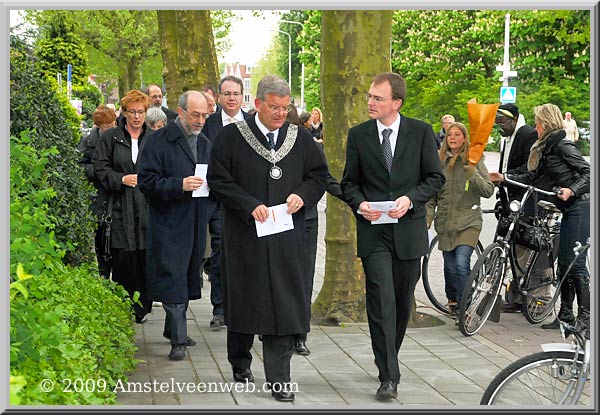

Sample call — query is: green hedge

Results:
[10,45,95,266]
[10,131,138,405]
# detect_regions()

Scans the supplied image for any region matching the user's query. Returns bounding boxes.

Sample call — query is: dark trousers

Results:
[111,248,152,319]
[558,195,590,323]
[361,226,421,383]
[558,195,590,280]
[163,302,189,345]
[94,223,111,278]
[297,217,319,342]
[204,205,223,316]
[228,330,295,385]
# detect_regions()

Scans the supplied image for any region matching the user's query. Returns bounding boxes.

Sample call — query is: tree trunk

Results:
[157,10,219,109]
[311,10,393,325]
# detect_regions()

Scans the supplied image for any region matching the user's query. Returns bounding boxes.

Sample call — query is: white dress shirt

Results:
[376,115,401,157]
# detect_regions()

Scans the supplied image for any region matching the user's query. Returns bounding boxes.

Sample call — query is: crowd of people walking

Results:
[78,71,590,402]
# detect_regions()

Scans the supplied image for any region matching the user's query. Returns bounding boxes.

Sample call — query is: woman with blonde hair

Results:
[310,107,324,143]
[491,103,590,335]
[93,90,153,324]
[427,122,495,316]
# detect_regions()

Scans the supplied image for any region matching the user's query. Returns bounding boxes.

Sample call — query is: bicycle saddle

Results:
[537,200,560,213]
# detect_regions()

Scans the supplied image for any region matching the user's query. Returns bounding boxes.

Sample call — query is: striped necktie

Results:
[381,128,393,172]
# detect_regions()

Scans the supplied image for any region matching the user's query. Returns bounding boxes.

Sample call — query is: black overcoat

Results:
[92,120,149,251]
[207,116,327,335]
[137,122,212,303]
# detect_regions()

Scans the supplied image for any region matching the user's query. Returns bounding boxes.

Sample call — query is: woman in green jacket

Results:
[427,122,495,316]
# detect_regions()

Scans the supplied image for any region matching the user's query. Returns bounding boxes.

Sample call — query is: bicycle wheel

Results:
[481,351,588,405]
[458,242,505,336]
[422,236,483,314]
[522,253,560,324]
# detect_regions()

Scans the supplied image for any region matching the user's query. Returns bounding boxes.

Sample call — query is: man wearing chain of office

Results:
[207,74,327,402]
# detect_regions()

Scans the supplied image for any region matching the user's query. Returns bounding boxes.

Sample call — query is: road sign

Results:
[500,86,516,103]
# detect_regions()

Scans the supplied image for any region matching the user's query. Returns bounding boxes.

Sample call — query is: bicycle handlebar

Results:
[504,176,557,197]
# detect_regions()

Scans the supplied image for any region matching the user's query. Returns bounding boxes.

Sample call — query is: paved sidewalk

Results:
[117,152,568,408]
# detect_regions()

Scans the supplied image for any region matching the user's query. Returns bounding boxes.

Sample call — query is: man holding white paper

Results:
[207,75,327,402]
[341,73,444,400]
[138,91,213,361]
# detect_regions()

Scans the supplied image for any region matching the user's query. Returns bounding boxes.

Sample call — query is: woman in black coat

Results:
[92,90,153,323]
[77,105,117,277]
[491,103,590,335]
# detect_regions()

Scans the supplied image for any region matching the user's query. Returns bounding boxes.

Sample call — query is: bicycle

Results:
[480,241,591,405]
[421,231,485,314]
[457,177,562,336]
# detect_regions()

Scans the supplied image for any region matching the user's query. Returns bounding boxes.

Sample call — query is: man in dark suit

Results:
[341,72,444,401]
[201,76,252,331]
[145,83,178,122]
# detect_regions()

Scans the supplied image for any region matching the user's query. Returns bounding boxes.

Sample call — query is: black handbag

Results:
[515,219,550,252]
[99,196,113,262]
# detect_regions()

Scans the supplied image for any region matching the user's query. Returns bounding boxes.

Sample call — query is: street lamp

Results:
[271,29,292,93]
[280,19,305,109]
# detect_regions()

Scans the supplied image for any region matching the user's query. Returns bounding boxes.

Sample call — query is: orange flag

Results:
[467,98,500,165]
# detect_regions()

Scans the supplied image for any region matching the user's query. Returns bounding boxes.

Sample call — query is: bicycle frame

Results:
[540,323,590,405]
[495,178,559,299]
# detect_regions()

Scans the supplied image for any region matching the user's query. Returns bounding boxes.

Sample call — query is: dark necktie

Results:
[267,132,275,150]
[381,128,393,172]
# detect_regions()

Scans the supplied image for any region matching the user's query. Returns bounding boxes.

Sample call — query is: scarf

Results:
[527,128,560,171]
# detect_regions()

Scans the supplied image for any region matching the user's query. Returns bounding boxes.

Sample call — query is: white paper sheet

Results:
[192,164,209,197]
[255,203,295,237]
[369,201,398,225]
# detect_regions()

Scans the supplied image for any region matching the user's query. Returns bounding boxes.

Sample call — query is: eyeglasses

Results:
[125,109,146,117]
[265,104,292,114]
[183,109,210,120]
[366,93,392,103]
[221,92,242,97]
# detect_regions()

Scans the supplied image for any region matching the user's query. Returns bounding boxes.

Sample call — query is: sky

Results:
[220,10,285,66]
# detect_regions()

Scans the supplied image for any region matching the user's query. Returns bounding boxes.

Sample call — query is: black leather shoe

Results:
[135,314,148,324]
[541,318,560,330]
[233,368,254,383]
[501,302,523,313]
[271,390,295,402]
[295,340,310,356]
[376,380,398,400]
[163,333,197,346]
[168,344,186,361]
[209,314,225,330]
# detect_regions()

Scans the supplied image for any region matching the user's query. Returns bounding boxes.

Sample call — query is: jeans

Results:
[443,245,475,306]
[558,195,590,281]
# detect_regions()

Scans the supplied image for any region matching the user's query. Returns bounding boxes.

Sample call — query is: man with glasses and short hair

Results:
[341,72,444,401]
[201,76,254,331]
[207,74,327,402]
[144,83,178,122]
[137,91,214,361]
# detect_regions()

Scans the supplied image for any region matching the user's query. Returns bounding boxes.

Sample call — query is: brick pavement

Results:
[117,152,575,408]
